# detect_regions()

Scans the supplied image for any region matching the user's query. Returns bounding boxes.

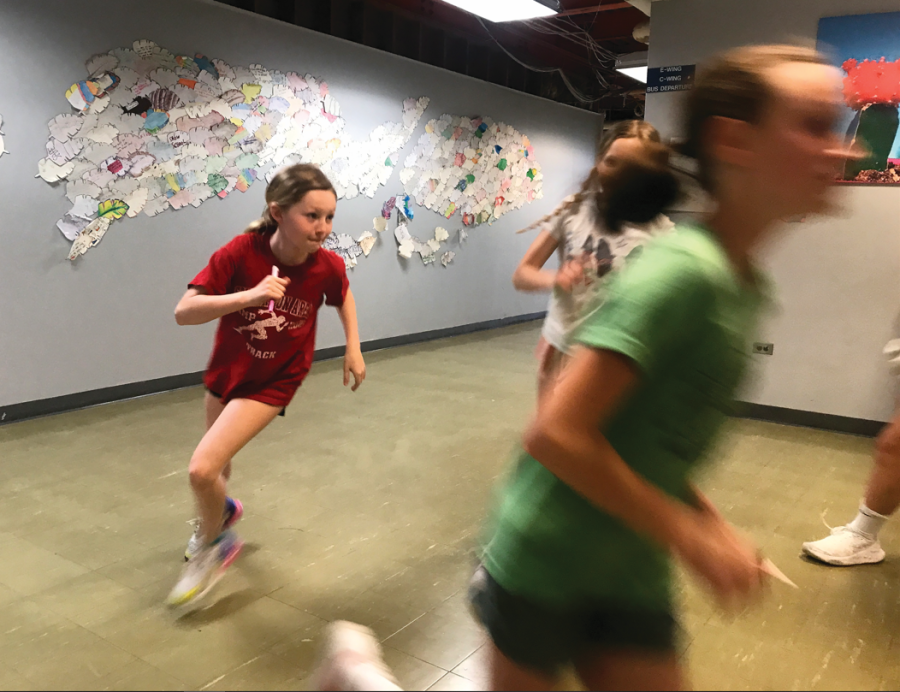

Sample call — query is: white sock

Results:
[337,662,403,692]
[847,503,888,538]
[314,622,402,692]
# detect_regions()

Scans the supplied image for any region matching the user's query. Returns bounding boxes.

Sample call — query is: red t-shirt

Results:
[190,233,348,407]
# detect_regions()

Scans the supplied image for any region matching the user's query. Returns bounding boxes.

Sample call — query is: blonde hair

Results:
[680,44,827,191]
[518,120,662,234]
[244,163,336,234]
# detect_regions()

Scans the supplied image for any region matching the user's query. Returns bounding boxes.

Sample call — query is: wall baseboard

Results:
[4,315,887,439]
[0,312,545,425]
[734,401,886,438]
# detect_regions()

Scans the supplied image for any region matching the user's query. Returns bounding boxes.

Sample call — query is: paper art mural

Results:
[373,114,543,268]
[38,40,428,260]
[392,222,452,265]
[818,12,900,182]
[383,195,456,266]
[399,114,543,225]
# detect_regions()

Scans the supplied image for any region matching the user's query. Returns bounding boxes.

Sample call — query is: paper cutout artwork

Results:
[323,232,363,270]
[39,39,429,259]
[399,115,543,225]
[388,207,459,267]
[760,558,798,589]
[68,218,112,261]
[357,231,376,256]
[0,115,7,158]
[394,222,413,258]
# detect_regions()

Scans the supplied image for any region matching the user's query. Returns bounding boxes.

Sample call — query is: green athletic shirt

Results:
[482,223,769,612]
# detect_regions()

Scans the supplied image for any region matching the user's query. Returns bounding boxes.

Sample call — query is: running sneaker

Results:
[167,530,243,609]
[801,525,885,566]
[184,497,243,561]
[313,621,401,692]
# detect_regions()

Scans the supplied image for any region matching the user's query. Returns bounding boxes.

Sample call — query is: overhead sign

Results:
[646,65,696,93]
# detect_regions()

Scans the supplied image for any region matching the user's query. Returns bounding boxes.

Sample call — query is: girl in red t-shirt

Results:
[167,164,366,609]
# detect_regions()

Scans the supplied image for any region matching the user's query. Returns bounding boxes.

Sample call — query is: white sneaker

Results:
[802,526,885,566]
[167,531,243,609]
[312,621,402,691]
[184,497,243,561]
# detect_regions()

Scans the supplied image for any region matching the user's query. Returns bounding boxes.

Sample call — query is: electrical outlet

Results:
[753,342,774,356]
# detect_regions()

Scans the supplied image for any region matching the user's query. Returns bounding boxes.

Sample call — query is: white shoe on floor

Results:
[184,497,243,561]
[312,621,402,691]
[167,530,243,609]
[802,526,885,566]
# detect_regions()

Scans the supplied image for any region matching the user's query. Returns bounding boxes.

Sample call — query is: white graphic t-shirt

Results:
[540,194,674,353]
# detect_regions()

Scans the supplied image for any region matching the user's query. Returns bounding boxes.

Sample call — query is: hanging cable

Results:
[527,16,619,65]
[476,16,608,104]
[521,16,626,93]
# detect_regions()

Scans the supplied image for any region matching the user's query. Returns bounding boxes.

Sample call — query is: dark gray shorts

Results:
[468,565,679,676]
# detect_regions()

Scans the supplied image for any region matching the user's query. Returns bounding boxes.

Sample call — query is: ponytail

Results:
[243,206,278,235]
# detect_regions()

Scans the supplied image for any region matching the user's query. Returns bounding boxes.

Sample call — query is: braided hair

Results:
[517,120,663,235]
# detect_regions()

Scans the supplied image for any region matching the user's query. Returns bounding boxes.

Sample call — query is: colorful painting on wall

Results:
[818,11,900,183]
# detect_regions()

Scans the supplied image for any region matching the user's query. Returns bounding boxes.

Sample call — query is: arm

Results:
[174,273,289,326]
[514,230,585,294]
[686,483,720,516]
[337,289,366,391]
[524,346,763,604]
[513,231,563,292]
[174,287,256,326]
[524,347,694,548]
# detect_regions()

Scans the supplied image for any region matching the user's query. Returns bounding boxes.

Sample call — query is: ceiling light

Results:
[616,66,648,83]
[440,0,557,23]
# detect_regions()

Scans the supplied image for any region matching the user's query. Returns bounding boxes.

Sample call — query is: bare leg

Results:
[486,640,557,691]
[190,398,280,544]
[864,411,900,516]
[204,393,231,482]
[574,648,685,692]
[535,338,565,409]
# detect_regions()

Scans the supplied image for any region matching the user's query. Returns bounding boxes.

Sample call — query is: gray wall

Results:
[647,0,900,422]
[0,0,600,408]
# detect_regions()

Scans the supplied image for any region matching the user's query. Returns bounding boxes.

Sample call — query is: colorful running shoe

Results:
[167,530,243,609]
[184,497,243,561]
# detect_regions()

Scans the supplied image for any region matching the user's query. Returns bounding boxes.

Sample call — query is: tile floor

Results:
[1,322,898,690]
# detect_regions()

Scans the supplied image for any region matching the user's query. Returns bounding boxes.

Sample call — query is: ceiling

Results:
[213,0,655,118]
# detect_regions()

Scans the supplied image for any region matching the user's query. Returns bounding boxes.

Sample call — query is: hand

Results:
[689,486,723,520]
[674,510,766,613]
[246,274,290,307]
[554,259,585,293]
[343,347,366,392]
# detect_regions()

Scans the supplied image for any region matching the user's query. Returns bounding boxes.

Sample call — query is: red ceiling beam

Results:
[555,2,632,17]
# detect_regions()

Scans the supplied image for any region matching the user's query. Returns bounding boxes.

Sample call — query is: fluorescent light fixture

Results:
[616,66,648,83]
[441,0,557,23]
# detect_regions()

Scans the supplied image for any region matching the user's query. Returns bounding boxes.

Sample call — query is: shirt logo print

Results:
[234,310,287,340]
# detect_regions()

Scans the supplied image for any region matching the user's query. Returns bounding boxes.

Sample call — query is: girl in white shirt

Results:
[513,120,676,401]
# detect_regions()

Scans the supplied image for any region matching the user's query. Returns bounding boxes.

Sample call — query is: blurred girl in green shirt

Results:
[471,45,856,691]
